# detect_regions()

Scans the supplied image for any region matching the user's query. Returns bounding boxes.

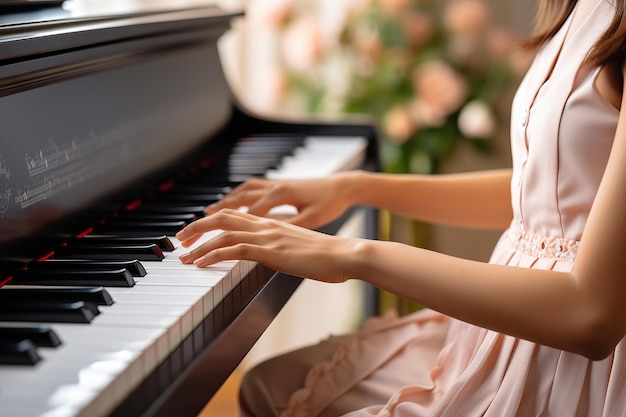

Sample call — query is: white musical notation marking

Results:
[0,155,11,214]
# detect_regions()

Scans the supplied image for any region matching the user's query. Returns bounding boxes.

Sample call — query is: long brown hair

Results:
[522,0,626,68]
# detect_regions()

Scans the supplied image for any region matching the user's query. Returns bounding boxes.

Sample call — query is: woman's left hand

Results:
[176,208,359,284]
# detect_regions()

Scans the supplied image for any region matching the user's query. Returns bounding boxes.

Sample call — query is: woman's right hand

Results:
[204,171,362,230]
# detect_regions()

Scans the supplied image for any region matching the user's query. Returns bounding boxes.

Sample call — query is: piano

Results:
[0,1,380,416]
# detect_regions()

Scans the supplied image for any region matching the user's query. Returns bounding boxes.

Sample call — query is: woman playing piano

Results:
[176,0,626,415]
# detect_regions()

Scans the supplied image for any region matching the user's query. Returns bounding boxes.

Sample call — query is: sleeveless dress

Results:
[239,1,625,415]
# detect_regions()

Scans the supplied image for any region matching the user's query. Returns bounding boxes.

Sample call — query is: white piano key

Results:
[267,136,368,179]
[0,325,162,417]
[106,284,215,321]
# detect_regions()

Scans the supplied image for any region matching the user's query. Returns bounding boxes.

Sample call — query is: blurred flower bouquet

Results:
[248,0,528,174]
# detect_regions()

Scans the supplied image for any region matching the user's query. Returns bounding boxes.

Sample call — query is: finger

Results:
[246,183,301,216]
[191,243,263,268]
[247,194,297,217]
[177,233,203,248]
[205,189,268,214]
[285,207,320,229]
[177,208,261,243]
[180,229,261,265]
[232,177,271,192]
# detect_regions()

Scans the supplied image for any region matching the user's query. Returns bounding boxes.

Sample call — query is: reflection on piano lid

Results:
[0,1,380,417]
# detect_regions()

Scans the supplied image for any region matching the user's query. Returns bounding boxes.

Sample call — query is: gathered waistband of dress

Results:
[509,224,580,261]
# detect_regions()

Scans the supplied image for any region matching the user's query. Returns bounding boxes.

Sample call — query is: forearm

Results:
[348,239,615,359]
[342,169,513,230]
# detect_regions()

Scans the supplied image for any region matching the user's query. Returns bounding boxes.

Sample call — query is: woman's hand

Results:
[204,172,361,230]
[176,209,359,283]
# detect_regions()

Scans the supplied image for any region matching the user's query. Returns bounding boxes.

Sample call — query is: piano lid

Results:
[0,0,241,258]
[0,0,242,64]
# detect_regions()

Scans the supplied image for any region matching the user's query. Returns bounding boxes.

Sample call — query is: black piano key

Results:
[132,204,206,216]
[11,268,135,287]
[195,173,256,184]
[53,244,164,261]
[33,259,147,277]
[113,212,197,223]
[235,135,306,147]
[148,194,221,205]
[0,340,41,365]
[0,301,98,323]
[166,185,232,195]
[206,161,271,175]
[0,326,62,347]
[92,221,186,236]
[71,235,176,251]
[0,259,27,276]
[182,178,242,189]
[208,157,267,168]
[227,155,282,164]
[228,154,284,164]
[233,143,300,152]
[0,286,114,306]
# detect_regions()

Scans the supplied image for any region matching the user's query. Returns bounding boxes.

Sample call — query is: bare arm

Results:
[207,168,513,231]
[346,169,513,230]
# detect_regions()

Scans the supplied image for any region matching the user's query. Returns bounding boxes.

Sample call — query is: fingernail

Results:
[193,256,206,267]
[179,253,190,263]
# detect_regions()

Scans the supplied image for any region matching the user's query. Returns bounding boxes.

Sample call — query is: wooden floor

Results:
[197,367,242,417]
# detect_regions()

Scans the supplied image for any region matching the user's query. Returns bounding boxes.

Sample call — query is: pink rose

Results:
[487,28,516,60]
[354,31,383,62]
[281,17,323,72]
[383,106,416,144]
[411,60,469,123]
[409,97,446,127]
[379,0,411,16]
[401,12,434,49]
[443,0,489,37]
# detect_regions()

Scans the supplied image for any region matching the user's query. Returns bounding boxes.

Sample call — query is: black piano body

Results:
[0,2,380,416]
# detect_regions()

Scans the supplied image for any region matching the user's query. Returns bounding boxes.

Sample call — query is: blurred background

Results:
[204,0,536,413]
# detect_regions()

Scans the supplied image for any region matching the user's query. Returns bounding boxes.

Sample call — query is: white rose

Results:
[458,100,496,138]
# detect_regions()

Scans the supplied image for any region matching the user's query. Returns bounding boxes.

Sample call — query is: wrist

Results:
[343,236,375,282]
[335,170,370,207]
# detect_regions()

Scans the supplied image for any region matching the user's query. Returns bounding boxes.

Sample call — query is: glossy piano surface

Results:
[0,1,380,416]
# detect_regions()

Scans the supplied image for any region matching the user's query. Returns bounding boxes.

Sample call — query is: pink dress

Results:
[239,1,624,416]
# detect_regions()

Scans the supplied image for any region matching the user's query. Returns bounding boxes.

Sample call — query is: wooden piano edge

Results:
[110,263,297,417]
[108,205,379,417]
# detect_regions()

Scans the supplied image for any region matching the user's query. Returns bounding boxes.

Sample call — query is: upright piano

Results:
[0,1,380,416]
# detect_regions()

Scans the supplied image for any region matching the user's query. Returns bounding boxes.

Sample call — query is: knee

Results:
[238,362,277,417]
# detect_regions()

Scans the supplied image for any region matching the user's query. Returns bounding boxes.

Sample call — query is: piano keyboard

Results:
[0,134,368,417]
